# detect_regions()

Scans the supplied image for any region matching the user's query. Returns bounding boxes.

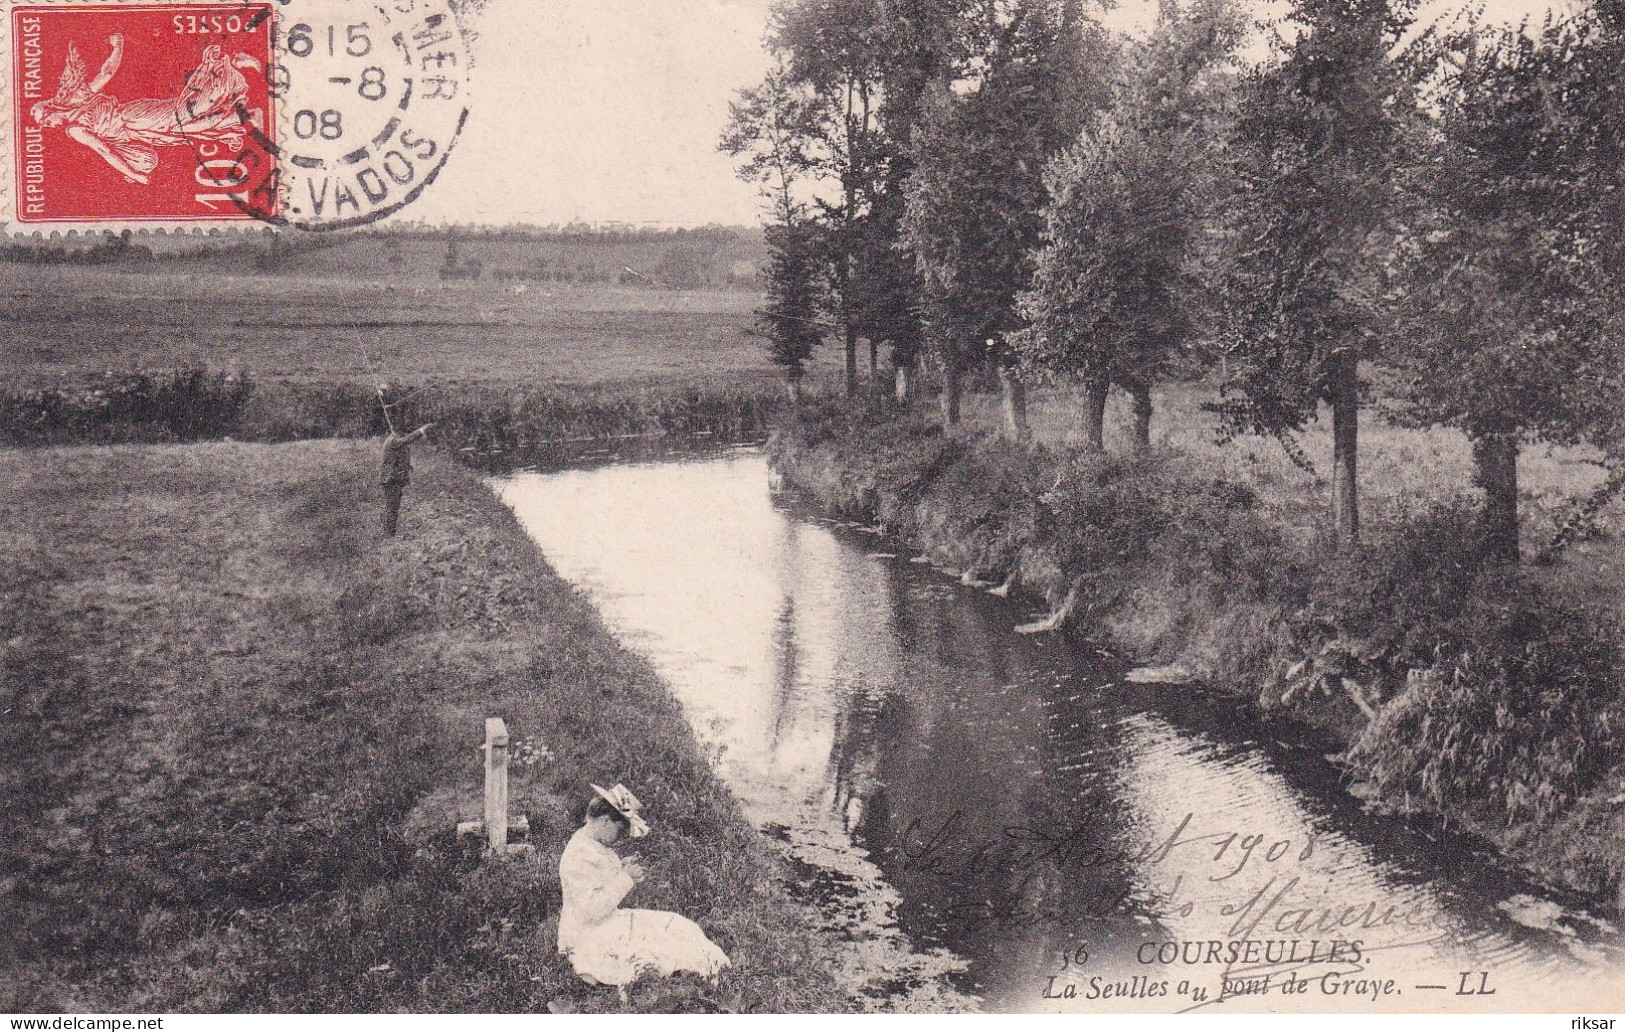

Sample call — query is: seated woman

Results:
[556,783,731,986]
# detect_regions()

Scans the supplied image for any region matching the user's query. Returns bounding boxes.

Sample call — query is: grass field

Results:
[0,441,850,1013]
[0,263,843,393]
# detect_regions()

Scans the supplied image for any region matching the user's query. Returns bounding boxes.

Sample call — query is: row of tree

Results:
[722,0,1625,562]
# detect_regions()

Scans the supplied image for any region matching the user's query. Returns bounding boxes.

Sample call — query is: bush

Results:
[771,394,1290,618]
[0,366,254,445]
[1345,584,1620,827]
[1269,504,1494,710]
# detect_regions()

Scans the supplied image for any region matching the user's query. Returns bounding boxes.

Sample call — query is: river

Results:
[495,449,1620,1013]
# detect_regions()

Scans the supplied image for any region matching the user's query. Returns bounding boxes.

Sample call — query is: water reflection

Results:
[496,451,1620,1012]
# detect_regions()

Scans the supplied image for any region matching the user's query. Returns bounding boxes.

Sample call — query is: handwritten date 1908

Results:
[893,810,1318,884]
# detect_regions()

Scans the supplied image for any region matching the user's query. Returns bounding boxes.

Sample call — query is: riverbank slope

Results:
[769,394,1625,911]
[0,440,849,1013]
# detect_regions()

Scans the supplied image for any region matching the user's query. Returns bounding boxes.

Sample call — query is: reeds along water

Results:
[0,367,255,445]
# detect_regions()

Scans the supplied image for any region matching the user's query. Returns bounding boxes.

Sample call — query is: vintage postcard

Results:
[1,0,1622,1023]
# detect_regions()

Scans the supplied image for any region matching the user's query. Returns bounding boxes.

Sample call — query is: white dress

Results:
[556,826,731,985]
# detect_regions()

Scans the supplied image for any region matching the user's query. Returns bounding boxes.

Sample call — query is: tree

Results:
[1391,14,1620,563]
[1017,0,1242,452]
[724,0,970,398]
[772,0,885,394]
[759,221,827,400]
[844,181,926,401]
[1207,0,1418,547]
[1572,1,1625,462]
[902,0,1108,432]
[865,0,981,399]
[721,61,829,396]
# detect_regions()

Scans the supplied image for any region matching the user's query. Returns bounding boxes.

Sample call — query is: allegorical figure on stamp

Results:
[381,421,435,537]
[31,34,263,185]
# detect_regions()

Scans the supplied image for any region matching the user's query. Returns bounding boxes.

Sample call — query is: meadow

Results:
[0,440,851,1013]
[0,262,841,392]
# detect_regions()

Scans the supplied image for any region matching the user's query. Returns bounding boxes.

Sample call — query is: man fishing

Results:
[378,384,434,537]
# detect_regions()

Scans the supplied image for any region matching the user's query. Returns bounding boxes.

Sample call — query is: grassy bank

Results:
[0,440,848,1013]
[769,393,1625,909]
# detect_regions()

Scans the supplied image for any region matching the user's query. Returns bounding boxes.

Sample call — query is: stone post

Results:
[484,717,509,856]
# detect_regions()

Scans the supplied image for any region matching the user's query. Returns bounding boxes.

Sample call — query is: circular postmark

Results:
[186,0,471,230]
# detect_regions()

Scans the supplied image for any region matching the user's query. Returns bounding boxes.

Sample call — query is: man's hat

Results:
[590,782,650,838]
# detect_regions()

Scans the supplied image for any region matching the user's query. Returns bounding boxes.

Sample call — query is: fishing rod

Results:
[375,384,429,436]
[355,332,432,436]
[375,385,397,435]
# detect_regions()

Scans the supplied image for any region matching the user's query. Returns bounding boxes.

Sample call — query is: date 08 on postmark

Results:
[5,0,469,230]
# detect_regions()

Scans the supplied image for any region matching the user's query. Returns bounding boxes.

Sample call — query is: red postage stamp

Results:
[11,3,278,223]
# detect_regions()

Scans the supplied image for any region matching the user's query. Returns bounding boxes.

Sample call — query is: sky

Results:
[407,0,1576,229]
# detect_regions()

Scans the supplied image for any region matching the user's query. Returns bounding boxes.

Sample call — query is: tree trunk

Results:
[786,375,803,406]
[1329,353,1360,549]
[1128,382,1152,454]
[844,325,859,396]
[940,362,962,427]
[1082,380,1109,453]
[1473,431,1520,564]
[998,365,1030,442]
[894,361,911,404]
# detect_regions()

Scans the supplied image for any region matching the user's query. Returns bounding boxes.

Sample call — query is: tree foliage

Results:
[722,61,828,388]
[1389,13,1621,561]
[1016,0,1243,450]
[1206,0,1420,544]
[901,0,1110,425]
[758,221,826,388]
[724,0,977,393]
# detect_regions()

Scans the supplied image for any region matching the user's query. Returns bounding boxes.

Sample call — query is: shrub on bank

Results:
[0,368,779,467]
[0,366,254,445]
[1344,580,1621,828]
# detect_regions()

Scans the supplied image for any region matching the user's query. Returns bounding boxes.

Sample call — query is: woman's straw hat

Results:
[590,782,650,838]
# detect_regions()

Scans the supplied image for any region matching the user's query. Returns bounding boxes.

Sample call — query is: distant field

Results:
[1,263,845,392]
